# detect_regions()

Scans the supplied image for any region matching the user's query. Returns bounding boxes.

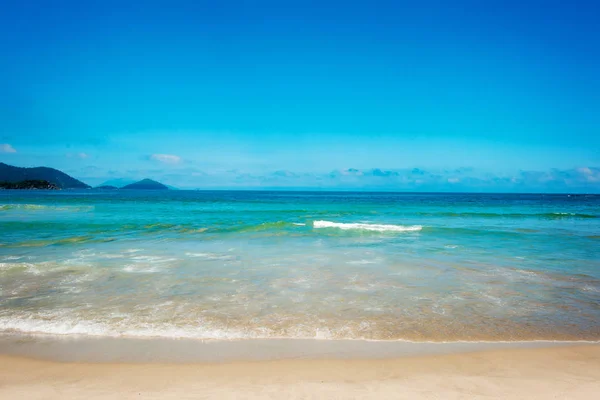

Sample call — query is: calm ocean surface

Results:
[0,190,599,342]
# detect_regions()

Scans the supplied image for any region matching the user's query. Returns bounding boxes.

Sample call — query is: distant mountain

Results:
[121,178,169,190]
[0,162,90,189]
[97,178,137,188]
[95,185,118,190]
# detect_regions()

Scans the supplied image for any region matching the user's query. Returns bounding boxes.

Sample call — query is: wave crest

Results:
[313,220,422,232]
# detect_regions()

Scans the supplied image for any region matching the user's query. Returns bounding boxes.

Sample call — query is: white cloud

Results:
[447,177,460,183]
[77,152,89,159]
[0,144,16,153]
[577,167,592,175]
[150,154,181,164]
[577,167,600,182]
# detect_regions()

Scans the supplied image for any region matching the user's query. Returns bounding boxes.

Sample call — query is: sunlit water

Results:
[1,191,599,341]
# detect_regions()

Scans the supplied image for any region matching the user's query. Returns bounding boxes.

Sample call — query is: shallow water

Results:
[0,190,599,341]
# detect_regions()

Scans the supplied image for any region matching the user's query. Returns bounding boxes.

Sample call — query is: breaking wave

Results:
[313,220,422,232]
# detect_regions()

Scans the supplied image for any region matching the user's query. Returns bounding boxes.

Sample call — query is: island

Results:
[121,179,169,190]
[0,180,60,190]
[95,185,119,190]
[97,179,136,188]
[0,162,172,191]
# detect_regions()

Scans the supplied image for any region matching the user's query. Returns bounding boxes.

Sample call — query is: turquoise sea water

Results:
[0,191,599,341]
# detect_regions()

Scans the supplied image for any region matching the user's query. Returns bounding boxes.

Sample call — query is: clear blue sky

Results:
[1,0,599,191]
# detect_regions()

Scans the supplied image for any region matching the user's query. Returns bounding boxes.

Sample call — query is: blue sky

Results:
[1,0,599,191]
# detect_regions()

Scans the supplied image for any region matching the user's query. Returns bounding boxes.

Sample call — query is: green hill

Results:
[0,162,90,189]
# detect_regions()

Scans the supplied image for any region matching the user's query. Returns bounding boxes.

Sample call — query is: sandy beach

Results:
[1,344,599,399]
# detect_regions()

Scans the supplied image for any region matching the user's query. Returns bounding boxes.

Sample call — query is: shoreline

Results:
[0,333,597,363]
[1,344,599,399]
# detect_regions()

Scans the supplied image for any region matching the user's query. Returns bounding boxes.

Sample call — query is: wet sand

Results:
[1,344,599,399]
[0,334,579,363]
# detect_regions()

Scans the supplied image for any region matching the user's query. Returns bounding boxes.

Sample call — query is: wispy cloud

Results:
[66,152,89,159]
[71,164,600,192]
[150,154,181,164]
[0,143,16,153]
[236,166,600,192]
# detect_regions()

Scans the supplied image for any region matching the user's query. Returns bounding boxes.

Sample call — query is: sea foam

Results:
[313,220,422,232]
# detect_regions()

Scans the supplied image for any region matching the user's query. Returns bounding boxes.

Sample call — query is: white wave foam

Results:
[0,315,250,340]
[347,259,378,265]
[123,264,163,273]
[1,256,22,261]
[0,262,42,275]
[313,220,422,232]
[580,284,599,293]
[0,316,112,337]
[99,253,125,259]
[292,223,306,226]
[131,255,177,263]
[185,252,234,260]
[124,249,142,253]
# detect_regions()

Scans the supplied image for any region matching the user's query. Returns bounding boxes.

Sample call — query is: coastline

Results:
[0,333,597,363]
[1,342,599,399]
[2,189,599,398]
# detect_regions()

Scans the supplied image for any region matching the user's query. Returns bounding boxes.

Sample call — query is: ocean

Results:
[0,190,598,342]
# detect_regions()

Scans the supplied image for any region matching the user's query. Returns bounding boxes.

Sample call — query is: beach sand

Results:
[1,345,599,399]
